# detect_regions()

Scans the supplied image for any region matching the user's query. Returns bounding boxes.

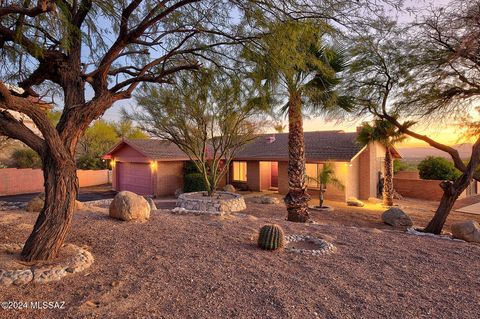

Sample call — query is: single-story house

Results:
[103,130,401,201]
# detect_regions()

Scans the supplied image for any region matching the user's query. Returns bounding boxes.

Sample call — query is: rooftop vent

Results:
[266,136,276,143]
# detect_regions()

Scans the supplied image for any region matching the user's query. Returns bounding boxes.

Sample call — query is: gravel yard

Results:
[0,196,479,318]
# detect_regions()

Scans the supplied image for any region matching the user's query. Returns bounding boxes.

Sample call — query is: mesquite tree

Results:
[133,70,264,196]
[0,0,249,261]
[347,2,480,234]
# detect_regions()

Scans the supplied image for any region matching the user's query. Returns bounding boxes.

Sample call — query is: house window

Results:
[306,163,321,188]
[233,161,247,182]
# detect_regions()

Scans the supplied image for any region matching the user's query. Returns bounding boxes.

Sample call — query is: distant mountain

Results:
[397,144,473,160]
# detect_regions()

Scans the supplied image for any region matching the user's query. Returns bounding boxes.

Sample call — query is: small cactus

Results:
[257,224,285,250]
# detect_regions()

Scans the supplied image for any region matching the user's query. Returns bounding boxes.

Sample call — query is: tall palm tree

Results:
[357,119,407,206]
[244,21,352,222]
[307,163,344,208]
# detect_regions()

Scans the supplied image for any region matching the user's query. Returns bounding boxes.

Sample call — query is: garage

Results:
[117,162,153,195]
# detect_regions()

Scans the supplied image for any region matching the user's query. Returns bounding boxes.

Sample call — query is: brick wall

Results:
[393,178,446,201]
[394,171,420,179]
[0,168,110,196]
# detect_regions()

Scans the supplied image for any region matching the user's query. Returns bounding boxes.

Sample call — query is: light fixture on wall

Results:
[150,161,157,171]
[110,159,116,168]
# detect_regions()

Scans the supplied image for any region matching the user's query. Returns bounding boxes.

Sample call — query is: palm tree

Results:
[244,21,351,222]
[307,163,344,208]
[357,119,406,206]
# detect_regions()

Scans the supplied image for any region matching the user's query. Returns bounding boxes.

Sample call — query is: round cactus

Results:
[257,224,285,250]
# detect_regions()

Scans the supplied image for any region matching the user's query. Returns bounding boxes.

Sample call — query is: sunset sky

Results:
[100,0,474,149]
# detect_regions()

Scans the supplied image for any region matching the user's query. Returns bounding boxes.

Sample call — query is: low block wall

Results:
[0,169,110,196]
[393,178,470,201]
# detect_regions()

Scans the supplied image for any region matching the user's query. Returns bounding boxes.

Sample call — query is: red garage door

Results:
[117,162,153,195]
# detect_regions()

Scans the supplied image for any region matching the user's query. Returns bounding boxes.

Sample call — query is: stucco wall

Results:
[0,169,110,196]
[278,161,289,195]
[155,161,184,197]
[259,161,272,191]
[346,156,360,200]
[246,161,260,191]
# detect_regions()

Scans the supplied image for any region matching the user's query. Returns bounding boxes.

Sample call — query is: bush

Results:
[393,160,411,174]
[184,161,200,175]
[76,156,108,170]
[418,156,461,181]
[11,148,42,168]
[183,173,208,193]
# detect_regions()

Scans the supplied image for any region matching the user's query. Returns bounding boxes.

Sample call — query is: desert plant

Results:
[12,148,42,169]
[307,163,344,208]
[183,173,209,193]
[257,224,285,251]
[418,156,462,181]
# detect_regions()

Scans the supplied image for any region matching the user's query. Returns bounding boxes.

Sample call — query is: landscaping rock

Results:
[346,197,364,207]
[451,220,480,243]
[251,196,280,204]
[174,188,183,199]
[145,197,157,211]
[26,193,84,212]
[222,184,236,193]
[382,207,413,227]
[109,191,150,221]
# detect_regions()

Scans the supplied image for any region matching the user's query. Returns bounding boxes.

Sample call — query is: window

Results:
[305,163,322,188]
[233,161,247,182]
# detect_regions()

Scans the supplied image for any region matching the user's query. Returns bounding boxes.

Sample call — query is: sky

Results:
[100,0,475,149]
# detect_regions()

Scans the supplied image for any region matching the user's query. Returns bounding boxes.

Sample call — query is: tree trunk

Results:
[319,186,325,208]
[284,91,310,222]
[424,178,472,234]
[383,147,394,206]
[21,154,79,261]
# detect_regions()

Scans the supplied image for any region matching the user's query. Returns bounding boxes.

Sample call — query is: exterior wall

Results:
[246,161,260,191]
[155,161,184,197]
[0,169,110,196]
[111,144,150,163]
[358,143,386,200]
[393,178,446,201]
[278,161,289,195]
[259,161,272,191]
[346,156,360,200]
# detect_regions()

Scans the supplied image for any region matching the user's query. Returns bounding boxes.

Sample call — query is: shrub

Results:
[418,156,462,181]
[257,224,285,250]
[184,161,200,175]
[11,148,42,168]
[393,160,410,174]
[183,173,208,193]
[76,156,108,170]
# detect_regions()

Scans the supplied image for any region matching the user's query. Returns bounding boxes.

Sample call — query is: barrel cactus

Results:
[257,224,285,250]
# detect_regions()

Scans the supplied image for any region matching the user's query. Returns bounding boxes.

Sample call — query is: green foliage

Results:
[418,156,462,181]
[257,224,285,251]
[76,156,108,170]
[357,119,407,148]
[243,20,352,117]
[183,173,208,193]
[12,149,42,169]
[308,163,344,190]
[184,161,200,175]
[393,160,412,174]
[77,118,146,170]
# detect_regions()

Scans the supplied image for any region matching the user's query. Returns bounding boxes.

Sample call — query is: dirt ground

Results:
[0,196,479,319]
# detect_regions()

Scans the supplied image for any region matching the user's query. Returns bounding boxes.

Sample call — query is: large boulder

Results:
[346,197,365,207]
[109,191,150,221]
[451,221,480,243]
[251,195,280,204]
[145,197,157,211]
[382,207,413,227]
[26,193,84,212]
[222,184,236,193]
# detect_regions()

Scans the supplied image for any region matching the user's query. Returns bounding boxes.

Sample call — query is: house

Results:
[104,130,401,201]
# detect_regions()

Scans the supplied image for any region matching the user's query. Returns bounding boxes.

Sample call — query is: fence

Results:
[0,168,110,196]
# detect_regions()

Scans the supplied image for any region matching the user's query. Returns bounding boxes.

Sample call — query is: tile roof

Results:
[106,131,370,162]
[234,131,364,162]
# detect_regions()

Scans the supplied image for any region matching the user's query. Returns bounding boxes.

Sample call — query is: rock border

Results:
[285,235,336,256]
[0,243,94,287]
[406,228,465,242]
[177,191,246,214]
[309,205,334,212]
